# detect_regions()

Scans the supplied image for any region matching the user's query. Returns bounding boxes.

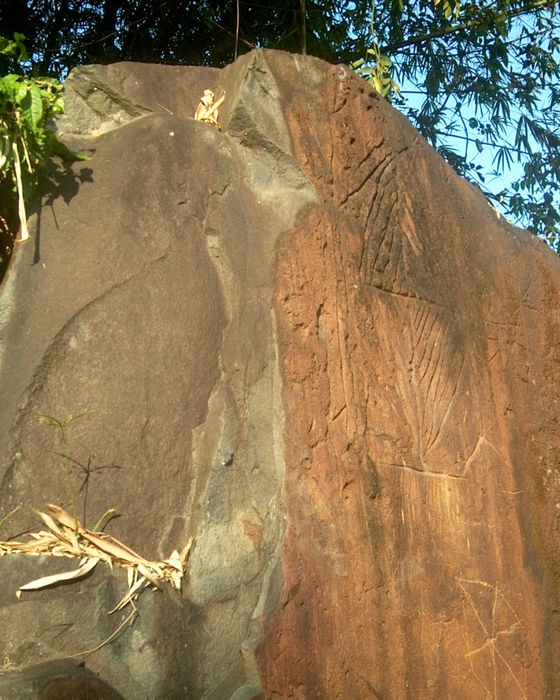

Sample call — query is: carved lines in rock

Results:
[352,155,429,302]
[358,154,398,290]
[457,577,528,699]
[372,293,479,480]
[339,150,393,210]
[399,300,466,475]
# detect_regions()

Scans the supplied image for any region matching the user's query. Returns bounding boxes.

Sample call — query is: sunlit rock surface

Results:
[0,49,559,699]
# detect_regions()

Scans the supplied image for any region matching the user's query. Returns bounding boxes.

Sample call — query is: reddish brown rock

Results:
[0,50,558,699]
[256,52,560,699]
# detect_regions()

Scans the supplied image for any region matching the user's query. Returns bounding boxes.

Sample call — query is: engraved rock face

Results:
[0,50,559,699]
[258,52,560,700]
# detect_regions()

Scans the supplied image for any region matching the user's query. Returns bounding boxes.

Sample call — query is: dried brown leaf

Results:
[35,510,64,536]
[80,530,150,567]
[109,576,148,613]
[47,504,81,531]
[163,549,183,572]
[18,557,99,592]
[180,536,194,564]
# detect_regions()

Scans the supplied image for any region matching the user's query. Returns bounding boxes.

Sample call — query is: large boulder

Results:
[0,49,558,699]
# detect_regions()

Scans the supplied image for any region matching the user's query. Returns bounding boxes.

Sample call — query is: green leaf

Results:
[15,81,28,103]
[378,54,392,69]
[0,34,75,245]
[0,33,27,61]
[52,97,65,115]
[12,33,28,61]
[0,504,21,531]
[22,86,43,129]
[0,74,21,101]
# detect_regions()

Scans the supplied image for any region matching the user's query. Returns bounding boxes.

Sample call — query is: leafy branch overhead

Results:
[353,0,559,250]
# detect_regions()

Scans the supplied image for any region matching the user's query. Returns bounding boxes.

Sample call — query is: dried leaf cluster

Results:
[0,504,193,616]
[194,88,226,130]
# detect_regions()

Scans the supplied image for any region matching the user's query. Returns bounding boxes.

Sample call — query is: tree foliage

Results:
[0,0,558,251]
[0,33,89,270]
[0,1,368,75]
[0,33,66,247]
[356,0,559,251]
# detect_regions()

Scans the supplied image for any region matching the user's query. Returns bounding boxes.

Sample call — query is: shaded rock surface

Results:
[0,49,559,699]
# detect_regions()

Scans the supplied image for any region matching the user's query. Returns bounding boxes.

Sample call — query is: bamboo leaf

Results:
[34,509,64,536]
[109,576,149,613]
[92,508,117,533]
[0,504,21,531]
[18,557,99,591]
[80,529,151,567]
[47,504,81,532]
[164,550,184,572]
[180,536,194,564]
[37,414,63,428]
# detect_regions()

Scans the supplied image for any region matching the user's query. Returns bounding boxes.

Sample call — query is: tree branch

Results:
[383,0,557,54]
